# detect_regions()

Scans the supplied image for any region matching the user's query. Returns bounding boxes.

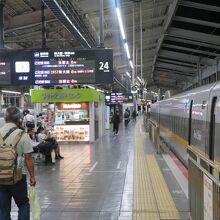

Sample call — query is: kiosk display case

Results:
[54,102,89,142]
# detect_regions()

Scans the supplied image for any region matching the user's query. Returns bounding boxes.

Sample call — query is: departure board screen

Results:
[0,60,11,85]
[105,93,133,104]
[0,48,113,86]
[33,49,113,85]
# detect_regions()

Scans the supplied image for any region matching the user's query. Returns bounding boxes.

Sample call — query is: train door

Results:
[209,96,217,161]
[188,100,193,145]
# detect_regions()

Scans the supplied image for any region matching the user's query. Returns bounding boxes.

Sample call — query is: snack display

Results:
[54,125,89,142]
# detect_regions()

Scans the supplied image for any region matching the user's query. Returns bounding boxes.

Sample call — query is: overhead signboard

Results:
[0,49,113,86]
[105,92,133,104]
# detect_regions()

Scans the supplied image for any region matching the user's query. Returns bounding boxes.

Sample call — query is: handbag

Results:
[28,186,41,220]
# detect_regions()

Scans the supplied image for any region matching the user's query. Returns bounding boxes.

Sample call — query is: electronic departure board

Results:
[105,93,133,104]
[0,60,11,85]
[33,49,113,85]
[0,48,113,86]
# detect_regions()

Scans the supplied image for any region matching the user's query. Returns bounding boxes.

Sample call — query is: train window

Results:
[188,100,193,145]
[209,97,217,161]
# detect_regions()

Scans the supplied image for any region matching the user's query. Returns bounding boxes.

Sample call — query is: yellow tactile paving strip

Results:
[133,122,180,220]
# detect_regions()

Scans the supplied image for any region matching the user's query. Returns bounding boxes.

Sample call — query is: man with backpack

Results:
[0,107,36,220]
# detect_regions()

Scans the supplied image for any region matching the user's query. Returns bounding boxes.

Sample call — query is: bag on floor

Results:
[28,186,41,220]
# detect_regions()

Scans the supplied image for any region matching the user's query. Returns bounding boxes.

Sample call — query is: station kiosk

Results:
[31,88,105,143]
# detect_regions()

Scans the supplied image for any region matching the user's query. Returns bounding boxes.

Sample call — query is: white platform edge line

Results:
[162,154,188,199]
[117,161,122,169]
[89,161,98,172]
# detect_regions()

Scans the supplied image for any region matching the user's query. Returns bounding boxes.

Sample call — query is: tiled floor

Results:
[10,118,189,220]
[12,121,135,220]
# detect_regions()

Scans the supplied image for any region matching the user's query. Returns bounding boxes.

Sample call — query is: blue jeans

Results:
[0,175,30,220]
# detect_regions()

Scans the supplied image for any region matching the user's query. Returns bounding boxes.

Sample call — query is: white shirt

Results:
[24,114,35,122]
[37,133,46,142]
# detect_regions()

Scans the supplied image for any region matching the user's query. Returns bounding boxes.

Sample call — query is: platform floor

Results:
[11,118,189,220]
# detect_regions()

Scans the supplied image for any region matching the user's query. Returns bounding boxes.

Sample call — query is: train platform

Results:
[11,118,189,220]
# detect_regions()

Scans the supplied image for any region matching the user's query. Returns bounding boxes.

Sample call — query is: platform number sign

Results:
[96,49,113,84]
[99,62,110,72]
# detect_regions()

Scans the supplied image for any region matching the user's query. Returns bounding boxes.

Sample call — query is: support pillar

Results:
[0,0,5,49]
[132,4,135,86]
[99,0,104,47]
[140,1,143,81]
[20,94,25,110]
[42,2,46,49]
[0,92,3,111]
[197,59,202,86]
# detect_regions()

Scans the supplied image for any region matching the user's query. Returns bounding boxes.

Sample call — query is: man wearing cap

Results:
[0,106,36,220]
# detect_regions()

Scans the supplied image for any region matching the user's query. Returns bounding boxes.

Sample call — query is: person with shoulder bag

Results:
[0,107,36,220]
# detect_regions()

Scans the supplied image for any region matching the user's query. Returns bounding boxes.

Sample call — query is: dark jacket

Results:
[113,114,120,124]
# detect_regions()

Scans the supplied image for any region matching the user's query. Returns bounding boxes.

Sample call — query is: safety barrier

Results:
[187,146,220,220]
[148,119,161,153]
[143,112,150,132]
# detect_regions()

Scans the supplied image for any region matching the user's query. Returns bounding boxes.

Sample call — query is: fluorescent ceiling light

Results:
[97,89,104,93]
[2,90,21,94]
[87,85,95,90]
[129,60,134,69]
[126,72,131,78]
[124,43,131,59]
[116,8,126,40]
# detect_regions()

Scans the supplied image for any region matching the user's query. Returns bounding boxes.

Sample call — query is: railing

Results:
[187,146,220,220]
[143,112,150,132]
[148,119,160,153]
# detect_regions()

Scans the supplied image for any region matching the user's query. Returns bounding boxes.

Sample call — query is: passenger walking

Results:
[132,110,137,122]
[0,106,36,220]
[112,111,120,135]
[124,108,130,127]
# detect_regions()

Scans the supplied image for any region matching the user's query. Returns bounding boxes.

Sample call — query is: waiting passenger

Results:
[23,110,35,130]
[37,127,64,164]
[0,106,36,220]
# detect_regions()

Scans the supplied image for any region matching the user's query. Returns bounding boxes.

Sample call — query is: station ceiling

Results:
[2,0,220,92]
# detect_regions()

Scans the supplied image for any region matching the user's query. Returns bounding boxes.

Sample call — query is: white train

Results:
[150,82,220,167]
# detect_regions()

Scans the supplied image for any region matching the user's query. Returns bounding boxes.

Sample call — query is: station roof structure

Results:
[2,0,220,92]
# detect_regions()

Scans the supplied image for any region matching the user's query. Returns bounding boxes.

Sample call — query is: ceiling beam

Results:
[159,49,216,66]
[154,70,192,80]
[155,67,194,76]
[152,0,179,75]
[156,62,196,73]
[157,57,198,68]
[179,0,220,12]
[162,43,220,57]
[5,9,55,33]
[174,16,220,28]
[165,36,220,50]
[167,27,220,46]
